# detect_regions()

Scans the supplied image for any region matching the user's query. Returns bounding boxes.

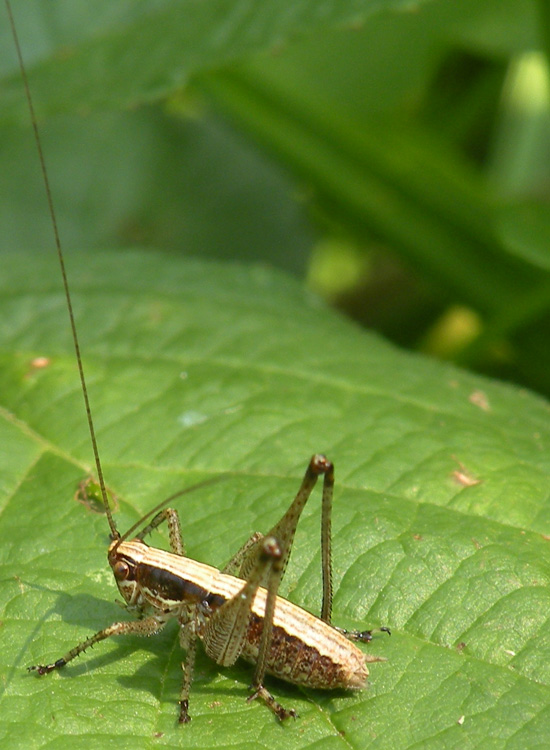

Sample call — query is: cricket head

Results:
[105,476,226,607]
[107,537,147,607]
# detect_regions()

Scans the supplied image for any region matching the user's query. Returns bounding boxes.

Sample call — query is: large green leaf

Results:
[1,250,550,749]
[0,0,432,122]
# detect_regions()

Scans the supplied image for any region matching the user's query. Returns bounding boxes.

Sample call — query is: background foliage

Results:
[1,0,550,748]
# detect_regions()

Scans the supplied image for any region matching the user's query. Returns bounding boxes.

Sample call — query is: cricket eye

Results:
[113,560,130,580]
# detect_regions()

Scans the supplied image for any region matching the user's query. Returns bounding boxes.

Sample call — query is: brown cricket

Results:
[29,454,389,721]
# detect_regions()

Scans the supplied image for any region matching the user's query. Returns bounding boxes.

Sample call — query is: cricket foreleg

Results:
[28,615,168,674]
[136,507,185,556]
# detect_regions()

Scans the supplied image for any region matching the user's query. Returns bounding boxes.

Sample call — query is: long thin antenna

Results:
[6,0,119,539]
[111,475,227,553]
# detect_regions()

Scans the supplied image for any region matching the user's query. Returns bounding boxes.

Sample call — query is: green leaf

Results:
[1,250,550,748]
[496,200,550,272]
[196,63,549,318]
[0,0,432,123]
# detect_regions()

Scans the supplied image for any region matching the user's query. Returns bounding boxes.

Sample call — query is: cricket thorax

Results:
[109,538,227,612]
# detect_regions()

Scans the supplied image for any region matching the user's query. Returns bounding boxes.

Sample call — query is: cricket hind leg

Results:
[245,458,335,721]
[264,454,335,623]
[205,534,297,719]
[247,685,297,721]
[222,531,264,577]
[225,455,334,618]
[246,535,298,720]
[240,455,388,703]
[202,536,281,668]
[217,456,333,720]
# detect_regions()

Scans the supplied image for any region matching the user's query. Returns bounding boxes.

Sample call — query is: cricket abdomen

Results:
[243,599,369,690]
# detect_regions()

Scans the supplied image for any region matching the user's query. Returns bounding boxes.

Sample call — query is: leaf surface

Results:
[1,250,550,749]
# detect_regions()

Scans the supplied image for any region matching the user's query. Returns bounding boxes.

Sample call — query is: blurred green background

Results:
[1,0,550,395]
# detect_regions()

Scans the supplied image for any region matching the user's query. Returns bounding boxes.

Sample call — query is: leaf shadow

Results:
[17,580,381,724]
[17,585,270,714]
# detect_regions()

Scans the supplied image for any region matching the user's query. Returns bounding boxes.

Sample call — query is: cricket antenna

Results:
[109,474,227,556]
[6,0,120,540]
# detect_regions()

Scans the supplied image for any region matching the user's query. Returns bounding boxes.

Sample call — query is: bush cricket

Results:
[6,0,389,723]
